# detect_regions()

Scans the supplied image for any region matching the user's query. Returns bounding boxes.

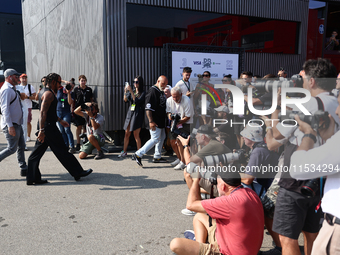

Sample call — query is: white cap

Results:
[214,105,229,114]
[240,124,263,142]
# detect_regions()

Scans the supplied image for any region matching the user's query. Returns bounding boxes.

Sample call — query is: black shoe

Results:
[152,157,168,163]
[20,169,27,177]
[74,169,93,181]
[75,144,81,151]
[79,133,87,139]
[94,150,104,160]
[27,179,49,185]
[134,153,143,167]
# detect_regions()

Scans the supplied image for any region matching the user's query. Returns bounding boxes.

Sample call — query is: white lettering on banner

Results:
[206,84,312,116]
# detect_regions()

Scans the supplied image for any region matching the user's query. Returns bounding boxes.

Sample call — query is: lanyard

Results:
[182,79,190,92]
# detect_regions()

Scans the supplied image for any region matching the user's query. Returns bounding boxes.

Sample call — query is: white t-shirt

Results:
[166,95,194,124]
[175,80,191,96]
[290,130,340,219]
[276,92,340,146]
[21,84,36,109]
[16,85,28,110]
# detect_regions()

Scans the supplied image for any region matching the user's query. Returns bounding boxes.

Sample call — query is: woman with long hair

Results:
[119,75,145,158]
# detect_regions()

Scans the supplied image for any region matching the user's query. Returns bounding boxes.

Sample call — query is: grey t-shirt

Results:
[83,112,104,137]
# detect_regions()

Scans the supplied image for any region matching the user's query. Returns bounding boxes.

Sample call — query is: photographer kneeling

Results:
[170,171,264,255]
[177,125,231,215]
[74,102,105,160]
[166,86,193,170]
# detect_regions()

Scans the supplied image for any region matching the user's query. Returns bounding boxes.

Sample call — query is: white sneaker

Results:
[118,151,127,158]
[174,161,185,170]
[181,208,196,216]
[170,158,180,166]
[26,137,31,142]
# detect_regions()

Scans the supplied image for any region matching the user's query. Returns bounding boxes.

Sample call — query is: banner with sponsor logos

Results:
[171,51,239,87]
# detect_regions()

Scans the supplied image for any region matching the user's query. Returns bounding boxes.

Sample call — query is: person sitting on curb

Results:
[170,170,264,255]
[178,125,231,216]
[74,102,105,160]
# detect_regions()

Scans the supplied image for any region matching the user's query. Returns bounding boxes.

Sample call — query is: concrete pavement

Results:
[0,109,299,254]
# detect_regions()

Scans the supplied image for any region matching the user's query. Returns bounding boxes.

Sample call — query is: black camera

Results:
[65,83,72,90]
[279,110,330,130]
[81,103,91,111]
[170,113,189,139]
[301,178,320,197]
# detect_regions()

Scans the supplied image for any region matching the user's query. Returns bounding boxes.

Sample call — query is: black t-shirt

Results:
[74,86,93,107]
[145,85,166,128]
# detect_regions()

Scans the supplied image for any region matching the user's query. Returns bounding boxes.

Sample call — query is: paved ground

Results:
[0,109,303,255]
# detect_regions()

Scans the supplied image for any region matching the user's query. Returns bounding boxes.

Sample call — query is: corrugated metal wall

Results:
[22,0,106,117]
[106,0,310,130]
[22,0,310,131]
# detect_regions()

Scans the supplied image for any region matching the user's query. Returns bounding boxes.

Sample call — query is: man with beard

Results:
[134,75,168,167]
[26,73,92,185]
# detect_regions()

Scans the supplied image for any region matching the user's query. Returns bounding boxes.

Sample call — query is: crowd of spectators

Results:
[1,58,340,254]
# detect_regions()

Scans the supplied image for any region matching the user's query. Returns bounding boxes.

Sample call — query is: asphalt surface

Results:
[0,109,301,255]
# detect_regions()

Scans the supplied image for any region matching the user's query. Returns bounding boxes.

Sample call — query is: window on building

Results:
[126,3,300,54]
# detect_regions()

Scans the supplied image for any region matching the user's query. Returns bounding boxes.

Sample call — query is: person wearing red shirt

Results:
[170,171,264,255]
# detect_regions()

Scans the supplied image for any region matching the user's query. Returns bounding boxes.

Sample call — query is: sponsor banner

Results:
[171,51,239,87]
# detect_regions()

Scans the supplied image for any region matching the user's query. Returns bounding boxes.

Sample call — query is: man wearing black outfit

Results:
[73,75,93,151]
[26,73,92,185]
[134,75,168,167]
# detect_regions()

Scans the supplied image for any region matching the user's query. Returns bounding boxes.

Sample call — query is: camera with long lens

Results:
[279,110,330,130]
[202,149,247,167]
[252,75,303,93]
[301,178,321,197]
[170,113,189,139]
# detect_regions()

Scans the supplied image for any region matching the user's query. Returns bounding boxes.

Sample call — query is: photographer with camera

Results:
[166,86,193,170]
[289,94,340,255]
[170,171,264,255]
[57,79,76,153]
[180,125,231,215]
[74,102,105,160]
[271,58,340,255]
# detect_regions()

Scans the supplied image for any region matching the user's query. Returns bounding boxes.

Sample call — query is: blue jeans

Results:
[136,127,165,159]
[57,111,74,148]
[0,124,27,170]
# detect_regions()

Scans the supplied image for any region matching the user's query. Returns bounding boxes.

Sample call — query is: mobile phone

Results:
[125,82,129,89]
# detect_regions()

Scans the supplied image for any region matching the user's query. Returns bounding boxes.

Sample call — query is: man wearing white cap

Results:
[0,69,28,176]
[240,123,281,254]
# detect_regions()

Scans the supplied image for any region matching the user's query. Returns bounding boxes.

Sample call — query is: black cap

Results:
[197,124,217,137]
[215,171,241,187]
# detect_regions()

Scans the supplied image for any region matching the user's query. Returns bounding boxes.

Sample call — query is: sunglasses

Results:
[203,74,210,77]
[133,81,139,84]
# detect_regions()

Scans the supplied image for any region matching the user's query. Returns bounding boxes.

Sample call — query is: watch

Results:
[183,145,189,149]
[302,133,317,143]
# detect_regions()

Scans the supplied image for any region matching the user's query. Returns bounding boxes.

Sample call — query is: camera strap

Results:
[315,96,324,111]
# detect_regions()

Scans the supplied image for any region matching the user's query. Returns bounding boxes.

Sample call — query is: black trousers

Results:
[27,124,84,182]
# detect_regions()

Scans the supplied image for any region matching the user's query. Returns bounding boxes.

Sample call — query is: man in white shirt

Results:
[19,74,36,142]
[175,67,192,97]
[0,69,28,176]
[272,58,339,255]
[166,86,193,170]
[290,91,340,255]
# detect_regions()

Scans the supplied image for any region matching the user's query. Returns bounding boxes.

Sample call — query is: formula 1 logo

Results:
[202,58,212,69]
